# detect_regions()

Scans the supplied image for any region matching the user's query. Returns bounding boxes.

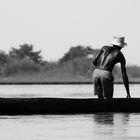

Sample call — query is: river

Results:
[0,84,140,140]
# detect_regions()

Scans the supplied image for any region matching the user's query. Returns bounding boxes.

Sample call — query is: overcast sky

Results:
[0,0,140,65]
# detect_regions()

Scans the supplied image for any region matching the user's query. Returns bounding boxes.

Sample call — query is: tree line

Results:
[0,43,140,82]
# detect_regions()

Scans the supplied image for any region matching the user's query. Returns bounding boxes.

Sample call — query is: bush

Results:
[71,58,93,76]
[3,57,40,76]
[127,66,140,78]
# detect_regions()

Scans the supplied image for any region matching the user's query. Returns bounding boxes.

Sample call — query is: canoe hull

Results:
[0,98,139,115]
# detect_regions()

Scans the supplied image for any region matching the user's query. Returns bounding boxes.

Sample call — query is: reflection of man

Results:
[94,113,114,125]
[93,113,130,138]
[93,36,131,99]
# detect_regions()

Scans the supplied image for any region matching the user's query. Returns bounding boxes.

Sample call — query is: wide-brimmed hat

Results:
[111,36,127,47]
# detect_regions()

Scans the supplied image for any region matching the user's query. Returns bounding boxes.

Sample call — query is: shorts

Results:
[93,69,114,98]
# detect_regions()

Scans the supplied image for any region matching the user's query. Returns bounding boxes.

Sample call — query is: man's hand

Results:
[126,94,131,98]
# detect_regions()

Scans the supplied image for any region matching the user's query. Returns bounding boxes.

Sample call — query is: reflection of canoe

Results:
[0,98,139,115]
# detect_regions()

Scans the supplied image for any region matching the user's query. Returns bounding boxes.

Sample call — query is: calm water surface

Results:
[0,84,139,98]
[0,84,140,140]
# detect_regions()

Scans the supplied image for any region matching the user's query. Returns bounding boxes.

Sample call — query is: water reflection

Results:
[94,113,114,125]
[93,113,129,125]
[0,113,140,140]
[93,113,130,139]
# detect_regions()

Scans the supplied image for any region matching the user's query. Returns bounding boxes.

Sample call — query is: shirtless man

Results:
[93,36,131,99]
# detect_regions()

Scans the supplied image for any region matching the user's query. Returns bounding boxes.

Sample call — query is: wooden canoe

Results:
[0,97,139,115]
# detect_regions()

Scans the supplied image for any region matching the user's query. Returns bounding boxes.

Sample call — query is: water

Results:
[0,84,139,98]
[0,84,140,140]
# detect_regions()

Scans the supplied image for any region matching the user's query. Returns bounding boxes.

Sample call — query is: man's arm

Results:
[120,55,131,98]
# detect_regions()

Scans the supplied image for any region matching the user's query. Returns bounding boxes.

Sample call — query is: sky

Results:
[0,0,140,65]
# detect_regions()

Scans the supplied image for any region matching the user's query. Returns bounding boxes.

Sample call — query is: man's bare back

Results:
[93,46,126,72]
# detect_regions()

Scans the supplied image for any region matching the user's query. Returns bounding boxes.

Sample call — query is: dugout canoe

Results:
[0,97,139,115]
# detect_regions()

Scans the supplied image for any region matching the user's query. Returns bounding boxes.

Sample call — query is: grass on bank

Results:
[0,72,139,84]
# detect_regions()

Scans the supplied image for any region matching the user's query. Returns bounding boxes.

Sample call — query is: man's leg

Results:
[102,78,114,99]
[98,95,104,99]
[94,78,103,99]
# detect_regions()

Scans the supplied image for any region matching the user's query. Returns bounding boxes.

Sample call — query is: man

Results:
[93,36,131,99]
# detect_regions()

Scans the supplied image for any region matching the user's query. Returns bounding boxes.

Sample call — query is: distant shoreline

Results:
[0,81,139,85]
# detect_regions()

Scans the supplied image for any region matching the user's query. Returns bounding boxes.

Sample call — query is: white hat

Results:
[111,36,127,47]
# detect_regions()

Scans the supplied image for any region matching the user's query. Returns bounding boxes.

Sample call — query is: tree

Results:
[0,51,9,65]
[9,44,42,63]
[86,46,100,56]
[59,45,100,63]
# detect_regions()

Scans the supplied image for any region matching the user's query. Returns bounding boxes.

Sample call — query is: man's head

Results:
[111,36,127,48]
